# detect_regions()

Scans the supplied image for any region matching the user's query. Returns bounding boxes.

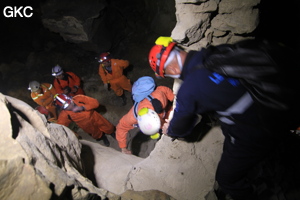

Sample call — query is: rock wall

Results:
[0,93,112,199]
[40,0,261,52]
[172,0,260,50]
[0,92,224,200]
[40,0,176,54]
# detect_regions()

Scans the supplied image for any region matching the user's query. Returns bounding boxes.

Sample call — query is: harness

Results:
[133,95,156,119]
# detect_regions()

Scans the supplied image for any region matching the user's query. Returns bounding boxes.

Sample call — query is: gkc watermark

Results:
[3,6,33,18]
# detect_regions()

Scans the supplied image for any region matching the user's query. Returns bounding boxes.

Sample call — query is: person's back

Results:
[52,65,84,97]
[97,52,132,105]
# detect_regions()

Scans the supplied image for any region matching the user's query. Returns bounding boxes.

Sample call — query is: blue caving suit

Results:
[168,50,288,199]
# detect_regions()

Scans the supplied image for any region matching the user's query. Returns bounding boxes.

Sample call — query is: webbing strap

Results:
[133,95,153,119]
[217,92,253,125]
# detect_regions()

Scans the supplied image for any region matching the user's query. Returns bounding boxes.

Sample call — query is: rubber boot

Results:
[97,135,110,147]
[110,132,116,139]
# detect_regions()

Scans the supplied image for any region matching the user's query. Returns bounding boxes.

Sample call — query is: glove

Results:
[63,86,71,95]
[73,106,85,113]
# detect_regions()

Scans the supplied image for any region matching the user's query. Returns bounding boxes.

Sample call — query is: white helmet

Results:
[28,81,40,92]
[137,108,161,136]
[52,65,63,76]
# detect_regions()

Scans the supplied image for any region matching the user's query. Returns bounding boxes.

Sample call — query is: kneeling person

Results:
[55,94,115,146]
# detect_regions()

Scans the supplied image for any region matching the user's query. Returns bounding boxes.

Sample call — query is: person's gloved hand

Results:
[73,106,85,113]
[121,148,132,154]
[63,86,71,95]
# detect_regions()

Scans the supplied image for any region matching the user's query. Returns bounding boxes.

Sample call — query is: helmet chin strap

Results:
[164,51,182,79]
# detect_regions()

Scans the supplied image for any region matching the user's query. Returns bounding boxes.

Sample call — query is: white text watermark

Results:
[3,6,33,18]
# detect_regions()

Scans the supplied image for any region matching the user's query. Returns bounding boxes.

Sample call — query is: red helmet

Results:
[55,94,72,109]
[98,52,111,63]
[148,37,176,78]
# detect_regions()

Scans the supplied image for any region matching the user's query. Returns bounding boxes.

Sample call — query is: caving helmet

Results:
[52,65,63,76]
[55,94,72,109]
[137,107,161,139]
[28,80,41,92]
[148,36,176,78]
[98,52,111,63]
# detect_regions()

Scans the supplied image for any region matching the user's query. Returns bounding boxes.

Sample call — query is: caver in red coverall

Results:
[116,86,174,150]
[57,95,115,139]
[53,71,84,97]
[31,83,58,120]
[98,59,132,96]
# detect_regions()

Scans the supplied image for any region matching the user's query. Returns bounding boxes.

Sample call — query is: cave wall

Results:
[40,0,176,55]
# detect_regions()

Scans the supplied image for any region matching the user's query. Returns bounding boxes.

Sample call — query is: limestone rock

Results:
[173,0,260,48]
[42,16,89,43]
[211,9,259,34]
[120,190,176,200]
[218,0,260,13]
[81,127,224,200]
[172,0,219,46]
[0,93,110,199]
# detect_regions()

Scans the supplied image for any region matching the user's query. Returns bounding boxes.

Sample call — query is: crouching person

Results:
[55,94,115,146]
[116,76,174,154]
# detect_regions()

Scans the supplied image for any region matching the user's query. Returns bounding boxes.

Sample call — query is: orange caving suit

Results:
[98,59,132,96]
[53,72,84,97]
[57,95,115,140]
[116,86,174,149]
[31,83,58,120]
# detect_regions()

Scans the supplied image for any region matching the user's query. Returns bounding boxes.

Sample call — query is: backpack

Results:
[203,39,299,111]
[132,76,163,119]
[202,39,300,129]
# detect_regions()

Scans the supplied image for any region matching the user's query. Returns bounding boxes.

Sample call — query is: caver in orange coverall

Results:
[116,86,174,149]
[31,83,58,120]
[53,71,84,97]
[98,59,132,96]
[57,95,115,140]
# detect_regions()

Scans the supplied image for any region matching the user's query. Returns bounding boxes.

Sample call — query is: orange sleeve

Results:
[31,93,50,108]
[67,72,81,87]
[39,83,55,107]
[57,111,72,127]
[116,107,137,149]
[53,79,63,94]
[115,59,129,69]
[41,95,52,107]
[31,94,43,107]
[98,64,108,84]
[72,95,99,110]
[48,84,57,96]
[157,86,175,102]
